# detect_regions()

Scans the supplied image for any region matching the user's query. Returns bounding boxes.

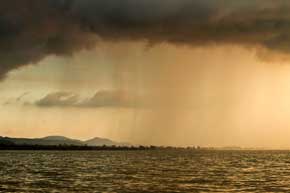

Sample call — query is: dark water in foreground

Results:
[1,150,290,192]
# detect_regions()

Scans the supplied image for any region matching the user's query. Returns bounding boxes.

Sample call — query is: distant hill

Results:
[0,136,131,147]
[41,136,75,141]
[0,136,83,146]
[85,137,131,147]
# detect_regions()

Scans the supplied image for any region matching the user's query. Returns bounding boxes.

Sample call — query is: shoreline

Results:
[0,145,289,151]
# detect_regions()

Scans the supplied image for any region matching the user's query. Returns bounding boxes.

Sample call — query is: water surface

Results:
[1,150,290,192]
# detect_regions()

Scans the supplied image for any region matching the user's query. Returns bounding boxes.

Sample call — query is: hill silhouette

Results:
[0,136,131,147]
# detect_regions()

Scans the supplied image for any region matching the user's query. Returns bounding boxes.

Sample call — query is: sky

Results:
[2,0,290,148]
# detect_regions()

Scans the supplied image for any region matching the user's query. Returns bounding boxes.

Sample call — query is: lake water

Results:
[1,150,290,192]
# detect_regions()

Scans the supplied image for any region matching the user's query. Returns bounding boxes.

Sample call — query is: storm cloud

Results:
[1,0,290,78]
[34,90,136,108]
[35,91,79,107]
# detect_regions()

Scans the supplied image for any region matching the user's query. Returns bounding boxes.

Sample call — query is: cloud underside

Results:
[1,0,290,78]
[34,90,136,108]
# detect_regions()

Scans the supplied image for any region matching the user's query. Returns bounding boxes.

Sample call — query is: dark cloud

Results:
[1,0,290,78]
[34,90,136,108]
[35,91,79,107]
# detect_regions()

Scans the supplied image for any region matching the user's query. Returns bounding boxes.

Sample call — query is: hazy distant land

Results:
[0,136,267,151]
[0,135,186,151]
[0,136,138,150]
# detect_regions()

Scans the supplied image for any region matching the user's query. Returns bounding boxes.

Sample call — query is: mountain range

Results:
[0,136,131,147]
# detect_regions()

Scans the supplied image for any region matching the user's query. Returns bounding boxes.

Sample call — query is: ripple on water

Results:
[1,150,290,192]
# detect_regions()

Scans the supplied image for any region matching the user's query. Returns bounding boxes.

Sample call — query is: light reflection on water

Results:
[1,150,290,192]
